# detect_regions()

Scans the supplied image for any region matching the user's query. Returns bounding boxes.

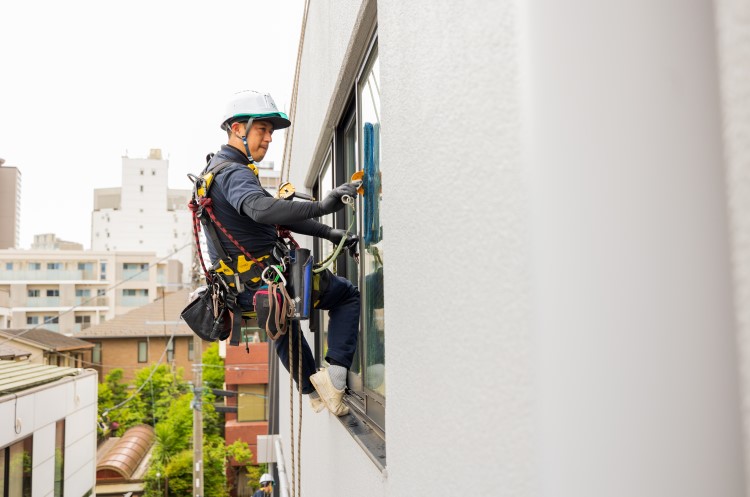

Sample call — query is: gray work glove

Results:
[318,182,359,215]
[327,229,360,258]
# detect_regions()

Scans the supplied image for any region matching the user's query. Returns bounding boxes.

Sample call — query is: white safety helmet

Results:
[259,473,275,485]
[221,90,291,132]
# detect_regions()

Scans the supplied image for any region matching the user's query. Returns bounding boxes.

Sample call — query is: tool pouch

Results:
[253,285,286,340]
[181,284,231,342]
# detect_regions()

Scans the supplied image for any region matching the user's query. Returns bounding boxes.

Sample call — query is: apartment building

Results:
[91,148,193,284]
[0,248,183,335]
[0,158,21,250]
[266,1,750,497]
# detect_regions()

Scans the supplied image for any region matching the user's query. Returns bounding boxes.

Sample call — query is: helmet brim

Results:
[223,112,291,131]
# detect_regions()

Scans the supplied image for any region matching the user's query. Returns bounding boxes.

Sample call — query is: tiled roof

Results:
[0,344,32,360]
[97,425,155,480]
[76,288,194,338]
[0,360,82,394]
[0,328,94,352]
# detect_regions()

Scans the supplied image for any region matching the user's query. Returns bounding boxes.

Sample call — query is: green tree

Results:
[202,342,225,391]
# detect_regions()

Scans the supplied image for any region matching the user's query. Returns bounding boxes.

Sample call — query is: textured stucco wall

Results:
[379,1,536,497]
[715,0,750,491]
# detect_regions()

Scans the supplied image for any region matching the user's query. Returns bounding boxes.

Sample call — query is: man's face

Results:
[245,120,274,162]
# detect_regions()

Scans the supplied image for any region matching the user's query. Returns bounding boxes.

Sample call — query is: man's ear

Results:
[231,121,246,138]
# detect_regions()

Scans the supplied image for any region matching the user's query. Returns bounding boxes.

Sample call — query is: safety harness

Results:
[187,155,296,347]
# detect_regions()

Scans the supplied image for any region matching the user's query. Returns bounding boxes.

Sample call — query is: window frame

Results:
[312,32,385,436]
[137,340,148,363]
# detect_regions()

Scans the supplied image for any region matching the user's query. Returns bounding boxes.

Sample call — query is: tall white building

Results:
[91,149,193,283]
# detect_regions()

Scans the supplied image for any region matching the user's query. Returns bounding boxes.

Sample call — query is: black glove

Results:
[327,229,360,258]
[318,182,358,215]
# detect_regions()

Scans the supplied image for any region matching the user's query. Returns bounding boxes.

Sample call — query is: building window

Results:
[45,316,59,324]
[140,185,144,192]
[97,289,106,296]
[54,419,65,497]
[100,262,107,280]
[1,435,33,496]
[29,262,41,270]
[47,262,62,270]
[314,38,384,433]
[166,339,174,363]
[46,289,60,297]
[75,289,91,297]
[123,289,148,297]
[138,340,148,363]
[28,289,40,298]
[92,342,102,364]
[140,169,144,175]
[26,316,39,325]
[75,315,91,329]
[4,262,12,270]
[188,339,194,361]
[238,384,268,422]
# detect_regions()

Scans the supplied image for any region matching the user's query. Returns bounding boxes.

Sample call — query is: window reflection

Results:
[359,53,385,396]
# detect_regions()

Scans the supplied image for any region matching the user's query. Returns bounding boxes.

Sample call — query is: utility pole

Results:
[192,334,204,497]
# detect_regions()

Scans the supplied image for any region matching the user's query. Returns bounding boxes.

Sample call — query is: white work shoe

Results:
[309,369,349,416]
[309,394,325,413]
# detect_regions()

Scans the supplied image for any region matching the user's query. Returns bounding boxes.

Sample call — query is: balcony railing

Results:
[122,269,149,281]
[27,297,61,307]
[75,296,109,307]
[120,296,150,307]
[0,269,99,281]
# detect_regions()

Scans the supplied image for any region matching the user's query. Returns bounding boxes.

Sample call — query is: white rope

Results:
[281,0,311,183]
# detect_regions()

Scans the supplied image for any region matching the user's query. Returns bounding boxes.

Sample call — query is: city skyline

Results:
[0,1,304,249]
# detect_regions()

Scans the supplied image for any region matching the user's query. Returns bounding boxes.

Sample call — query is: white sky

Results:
[0,1,304,249]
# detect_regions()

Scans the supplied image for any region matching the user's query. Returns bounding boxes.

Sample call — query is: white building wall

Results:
[0,370,98,497]
[281,1,749,496]
[716,0,750,490]
[91,154,193,283]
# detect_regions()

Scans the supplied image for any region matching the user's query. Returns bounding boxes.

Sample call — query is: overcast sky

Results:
[0,1,304,249]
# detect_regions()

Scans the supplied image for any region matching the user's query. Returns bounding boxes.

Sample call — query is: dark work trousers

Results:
[238,272,360,394]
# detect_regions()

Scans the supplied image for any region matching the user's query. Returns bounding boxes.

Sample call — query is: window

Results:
[27,289,40,298]
[314,38,385,434]
[138,340,148,362]
[166,339,174,363]
[100,262,107,280]
[75,315,91,329]
[45,316,59,324]
[77,262,93,271]
[4,262,12,270]
[1,435,33,496]
[54,420,65,497]
[188,339,194,361]
[75,289,91,297]
[122,289,148,297]
[26,316,39,325]
[238,384,268,422]
[29,262,41,270]
[46,289,60,297]
[140,185,144,192]
[92,342,102,364]
[97,289,106,296]
[47,262,62,270]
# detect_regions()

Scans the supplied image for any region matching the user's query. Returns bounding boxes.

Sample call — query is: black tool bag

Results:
[181,283,231,342]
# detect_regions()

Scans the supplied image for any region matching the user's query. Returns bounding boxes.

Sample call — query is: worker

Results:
[253,473,275,496]
[203,90,360,416]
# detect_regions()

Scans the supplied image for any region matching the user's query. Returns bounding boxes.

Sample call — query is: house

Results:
[0,328,94,367]
[0,359,98,496]
[268,1,750,496]
[76,288,200,382]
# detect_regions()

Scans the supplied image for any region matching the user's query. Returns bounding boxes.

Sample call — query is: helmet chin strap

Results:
[239,118,256,163]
